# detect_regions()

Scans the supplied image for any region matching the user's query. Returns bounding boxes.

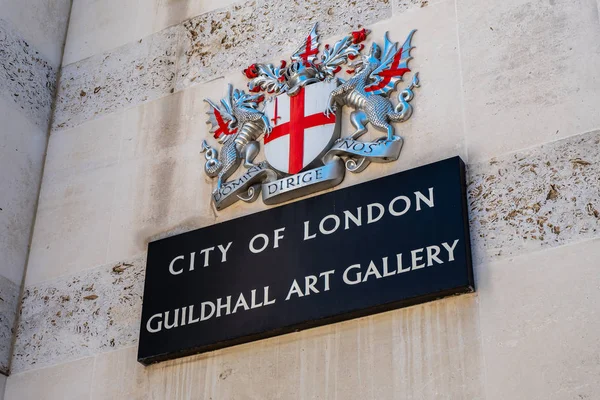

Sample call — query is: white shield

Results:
[263,80,340,175]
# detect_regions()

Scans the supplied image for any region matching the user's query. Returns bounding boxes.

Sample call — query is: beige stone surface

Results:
[0,0,71,68]
[394,0,444,14]
[13,255,146,373]
[105,149,210,265]
[0,98,47,285]
[458,0,600,162]
[25,165,115,285]
[0,276,19,374]
[26,108,135,285]
[468,130,600,262]
[4,356,94,400]
[89,346,149,400]
[53,25,181,132]
[0,18,57,128]
[0,374,5,400]
[62,0,238,66]
[42,111,125,182]
[477,238,600,400]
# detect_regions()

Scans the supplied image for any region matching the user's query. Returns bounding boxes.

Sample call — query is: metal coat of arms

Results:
[201,24,420,210]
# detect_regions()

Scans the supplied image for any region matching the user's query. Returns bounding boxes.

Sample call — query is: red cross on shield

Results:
[263,80,340,175]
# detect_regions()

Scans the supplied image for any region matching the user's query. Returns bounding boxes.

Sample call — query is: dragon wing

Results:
[364,30,416,96]
[290,23,320,65]
[247,63,288,94]
[232,88,265,113]
[319,36,362,79]
[204,98,237,139]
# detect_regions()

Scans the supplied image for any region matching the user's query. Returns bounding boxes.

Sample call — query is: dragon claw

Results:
[325,105,336,118]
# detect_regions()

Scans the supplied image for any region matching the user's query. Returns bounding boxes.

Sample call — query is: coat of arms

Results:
[201,24,420,210]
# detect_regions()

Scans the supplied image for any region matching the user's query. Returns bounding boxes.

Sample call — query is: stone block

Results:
[477,238,600,400]
[53,25,181,132]
[0,98,48,285]
[118,77,225,161]
[0,0,71,68]
[42,111,127,182]
[0,18,56,128]
[105,146,211,265]
[0,374,6,399]
[457,0,600,162]
[468,130,600,262]
[0,276,19,375]
[62,0,239,66]
[25,165,116,286]
[62,0,157,66]
[153,0,241,47]
[90,346,150,400]
[4,356,94,400]
[12,255,146,373]
[394,0,444,14]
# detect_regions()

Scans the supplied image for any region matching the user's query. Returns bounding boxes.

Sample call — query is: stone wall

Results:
[0,0,72,380]
[4,0,600,398]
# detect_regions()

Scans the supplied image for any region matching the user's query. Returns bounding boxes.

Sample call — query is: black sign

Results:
[138,156,474,365]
